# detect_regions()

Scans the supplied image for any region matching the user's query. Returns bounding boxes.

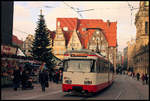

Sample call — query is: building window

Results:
[58,21,60,27]
[93,37,95,40]
[82,28,86,32]
[96,31,100,34]
[63,27,68,31]
[144,1,149,7]
[145,21,149,34]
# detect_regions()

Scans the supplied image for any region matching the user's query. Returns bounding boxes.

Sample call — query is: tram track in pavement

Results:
[114,75,124,100]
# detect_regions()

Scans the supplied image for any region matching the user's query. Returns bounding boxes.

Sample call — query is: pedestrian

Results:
[145,74,148,84]
[141,74,145,85]
[39,69,49,92]
[136,73,140,81]
[133,72,135,78]
[49,70,53,82]
[59,70,63,83]
[13,65,21,91]
[21,70,29,90]
[55,71,59,84]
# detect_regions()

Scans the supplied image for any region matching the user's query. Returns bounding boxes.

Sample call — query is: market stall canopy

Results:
[17,48,25,56]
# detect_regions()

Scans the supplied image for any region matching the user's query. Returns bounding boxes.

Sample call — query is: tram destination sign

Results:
[71,53,88,57]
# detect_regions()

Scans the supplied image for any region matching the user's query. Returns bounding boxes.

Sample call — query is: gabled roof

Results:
[12,35,23,45]
[56,18,117,48]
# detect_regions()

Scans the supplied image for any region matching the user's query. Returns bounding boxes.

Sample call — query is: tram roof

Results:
[64,49,107,60]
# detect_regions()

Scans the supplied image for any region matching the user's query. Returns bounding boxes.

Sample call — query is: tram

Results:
[62,49,114,94]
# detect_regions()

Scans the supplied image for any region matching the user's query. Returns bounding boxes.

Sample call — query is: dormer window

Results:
[63,27,68,31]
[58,21,60,27]
[82,28,86,32]
[96,31,100,34]
[93,37,95,40]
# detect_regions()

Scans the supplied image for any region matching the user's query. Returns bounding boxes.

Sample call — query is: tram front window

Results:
[64,59,95,72]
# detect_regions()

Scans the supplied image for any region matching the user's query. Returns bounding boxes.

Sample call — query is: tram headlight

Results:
[64,77,72,84]
[65,80,72,84]
[84,80,92,85]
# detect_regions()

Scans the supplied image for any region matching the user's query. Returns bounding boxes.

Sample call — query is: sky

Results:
[13,1,140,52]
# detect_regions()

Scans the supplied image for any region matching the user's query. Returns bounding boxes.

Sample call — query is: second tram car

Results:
[62,49,114,94]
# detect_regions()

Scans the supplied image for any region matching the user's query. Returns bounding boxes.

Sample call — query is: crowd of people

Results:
[38,69,63,92]
[124,71,149,85]
[1,58,63,92]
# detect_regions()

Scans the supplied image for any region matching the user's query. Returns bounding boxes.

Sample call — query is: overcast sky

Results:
[13,1,140,52]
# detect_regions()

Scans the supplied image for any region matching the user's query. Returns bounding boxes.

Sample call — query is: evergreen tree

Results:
[31,10,55,69]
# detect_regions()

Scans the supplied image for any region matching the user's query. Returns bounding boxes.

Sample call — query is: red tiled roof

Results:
[56,18,117,48]
[12,35,23,45]
[57,18,78,46]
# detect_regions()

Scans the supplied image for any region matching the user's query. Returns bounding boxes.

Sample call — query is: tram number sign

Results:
[71,53,87,57]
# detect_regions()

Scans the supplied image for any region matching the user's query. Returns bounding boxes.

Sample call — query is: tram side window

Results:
[99,61,102,73]
[63,60,68,71]
[90,60,96,72]
[100,60,105,73]
[96,61,100,73]
[100,61,108,73]
[105,62,109,73]
[103,61,106,73]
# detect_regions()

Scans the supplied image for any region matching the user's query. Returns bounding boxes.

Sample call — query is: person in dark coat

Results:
[21,70,29,90]
[141,74,145,85]
[39,69,49,92]
[136,73,140,81]
[48,70,53,82]
[145,74,148,84]
[13,65,21,91]
[55,71,59,84]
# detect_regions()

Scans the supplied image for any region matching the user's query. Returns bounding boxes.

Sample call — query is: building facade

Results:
[88,29,108,58]
[134,1,149,75]
[53,18,117,71]
[116,51,123,68]
[53,26,66,60]
[123,47,128,70]
[22,34,34,56]
[1,1,14,45]
[127,39,136,71]
[67,29,82,51]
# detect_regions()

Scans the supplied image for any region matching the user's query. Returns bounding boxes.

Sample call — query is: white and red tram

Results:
[62,49,114,94]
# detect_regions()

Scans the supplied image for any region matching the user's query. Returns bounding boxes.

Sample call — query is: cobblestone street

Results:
[1,74,149,100]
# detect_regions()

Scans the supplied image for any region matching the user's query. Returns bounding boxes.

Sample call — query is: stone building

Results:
[12,35,23,49]
[53,18,117,71]
[123,47,128,70]
[22,34,34,56]
[116,51,123,68]
[134,1,149,75]
[67,29,82,51]
[53,25,66,60]
[127,39,136,71]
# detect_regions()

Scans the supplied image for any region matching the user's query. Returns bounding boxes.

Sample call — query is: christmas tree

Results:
[31,9,55,69]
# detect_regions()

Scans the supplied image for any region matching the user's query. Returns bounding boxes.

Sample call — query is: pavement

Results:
[1,81,62,100]
[1,74,149,100]
[115,74,149,100]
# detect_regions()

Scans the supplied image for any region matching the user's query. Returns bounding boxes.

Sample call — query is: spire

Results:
[40,9,42,15]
